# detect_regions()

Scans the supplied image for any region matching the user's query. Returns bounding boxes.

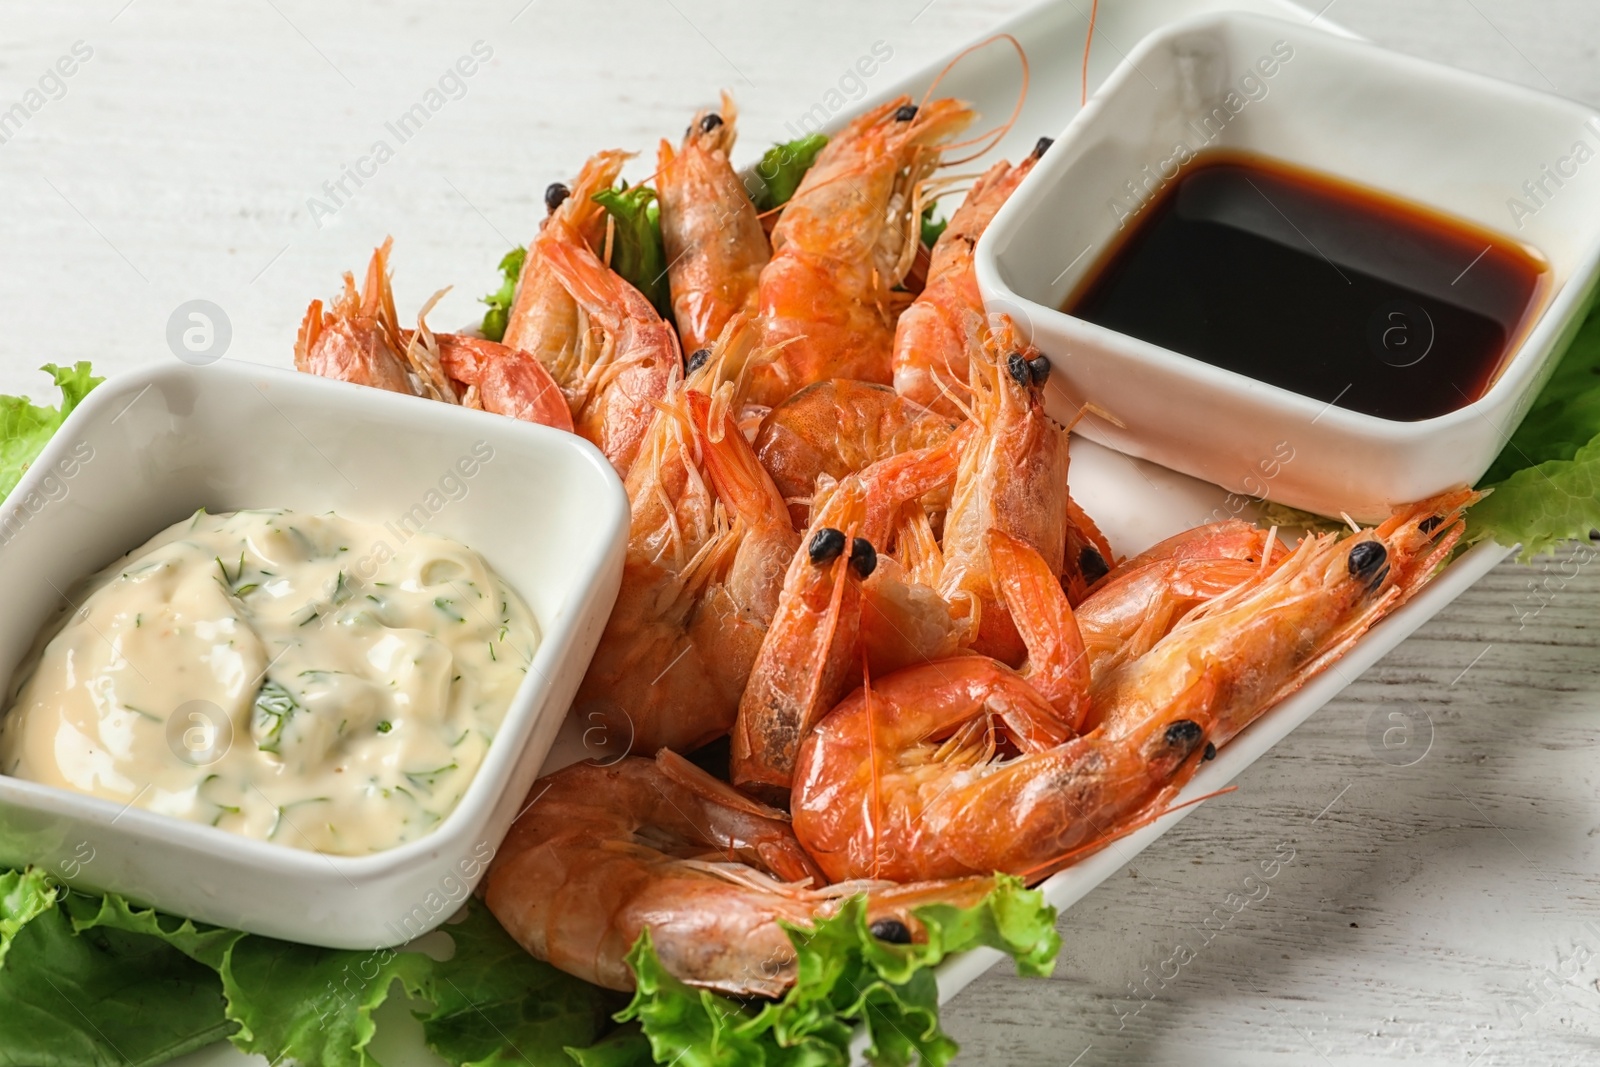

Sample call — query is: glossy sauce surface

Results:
[0,509,538,855]
[1066,155,1548,421]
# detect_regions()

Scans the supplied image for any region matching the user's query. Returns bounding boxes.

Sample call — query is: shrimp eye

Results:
[544,182,571,213]
[894,104,919,122]
[1079,545,1109,585]
[686,347,712,374]
[1347,540,1388,587]
[1027,354,1051,385]
[808,528,846,565]
[1203,742,1217,762]
[1163,720,1203,751]
[1032,136,1054,160]
[1007,352,1032,387]
[869,918,912,944]
[699,112,725,134]
[849,537,878,579]
[1418,515,1443,533]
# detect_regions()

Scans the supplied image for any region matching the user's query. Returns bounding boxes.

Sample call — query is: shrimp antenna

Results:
[862,650,885,882]
[928,34,1030,166]
[1081,0,1100,107]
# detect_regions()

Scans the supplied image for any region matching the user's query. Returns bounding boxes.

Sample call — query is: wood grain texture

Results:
[1,1,1597,1064]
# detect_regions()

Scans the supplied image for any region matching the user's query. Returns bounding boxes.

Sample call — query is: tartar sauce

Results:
[0,509,538,855]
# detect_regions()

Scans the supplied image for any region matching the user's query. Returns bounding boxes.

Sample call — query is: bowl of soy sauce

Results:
[976,11,1600,521]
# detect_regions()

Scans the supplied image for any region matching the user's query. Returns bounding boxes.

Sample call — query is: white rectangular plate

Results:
[167,0,1514,1063]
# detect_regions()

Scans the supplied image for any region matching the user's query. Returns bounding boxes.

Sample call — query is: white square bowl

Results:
[977,11,1600,521]
[0,360,627,949]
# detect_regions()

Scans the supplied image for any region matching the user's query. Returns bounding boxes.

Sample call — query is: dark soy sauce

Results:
[1065,155,1548,421]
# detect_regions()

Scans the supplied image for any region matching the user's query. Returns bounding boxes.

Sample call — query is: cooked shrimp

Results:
[731,476,876,798]
[574,320,794,756]
[501,149,624,366]
[748,96,976,407]
[892,140,1049,416]
[484,751,995,994]
[657,92,770,356]
[792,531,1098,883]
[295,238,444,397]
[1075,557,1264,685]
[536,203,682,476]
[430,333,574,431]
[1088,488,1479,748]
[1073,520,1288,681]
[733,424,981,796]
[938,317,1071,664]
[395,289,574,431]
[1098,519,1287,586]
[754,379,958,528]
[500,150,675,472]
[854,431,980,676]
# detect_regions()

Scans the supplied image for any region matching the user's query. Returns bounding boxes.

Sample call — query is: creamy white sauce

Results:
[0,509,538,855]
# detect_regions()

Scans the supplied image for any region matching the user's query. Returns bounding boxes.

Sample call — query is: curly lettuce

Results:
[479,246,526,343]
[602,875,1060,1067]
[592,183,673,321]
[0,872,612,1067]
[752,133,829,213]
[1470,295,1600,557]
[0,362,101,499]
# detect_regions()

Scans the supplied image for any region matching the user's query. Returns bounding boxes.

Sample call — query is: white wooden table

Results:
[2,1,1598,1064]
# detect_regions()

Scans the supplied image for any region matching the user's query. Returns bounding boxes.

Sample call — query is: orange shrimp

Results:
[501,149,624,368]
[500,150,678,473]
[1088,489,1479,748]
[1098,519,1287,586]
[573,320,795,756]
[657,91,770,356]
[754,379,959,528]
[937,317,1071,665]
[390,290,575,431]
[793,495,1472,883]
[853,430,981,676]
[747,96,976,408]
[731,476,876,799]
[791,531,1095,883]
[1076,557,1265,685]
[732,426,979,796]
[295,238,446,398]
[1073,520,1288,682]
[891,141,1050,416]
[536,206,682,476]
[485,751,997,994]
[430,333,574,431]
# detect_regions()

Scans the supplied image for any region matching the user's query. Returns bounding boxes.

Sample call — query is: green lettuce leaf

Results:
[418,905,615,1066]
[0,362,102,499]
[565,1024,653,1067]
[480,246,527,343]
[1469,435,1600,560]
[592,184,673,321]
[0,881,235,1067]
[0,868,613,1067]
[0,867,54,968]
[609,874,1059,1067]
[752,134,829,213]
[1470,296,1600,557]
[1482,295,1600,484]
[920,203,948,249]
